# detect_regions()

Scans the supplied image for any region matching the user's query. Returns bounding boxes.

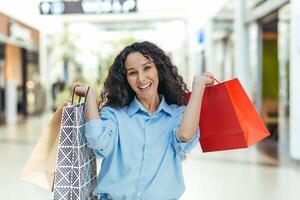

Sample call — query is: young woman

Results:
[73,41,214,200]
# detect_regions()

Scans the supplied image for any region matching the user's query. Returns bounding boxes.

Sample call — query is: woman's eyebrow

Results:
[142,61,152,66]
[126,67,135,71]
[126,61,152,71]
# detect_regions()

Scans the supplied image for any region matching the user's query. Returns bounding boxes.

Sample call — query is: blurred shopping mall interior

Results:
[0,0,300,199]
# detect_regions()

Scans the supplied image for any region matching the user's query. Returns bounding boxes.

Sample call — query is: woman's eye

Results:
[144,66,151,71]
[128,71,137,76]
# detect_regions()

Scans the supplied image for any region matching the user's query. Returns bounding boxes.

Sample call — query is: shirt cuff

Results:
[172,127,200,157]
[85,119,114,156]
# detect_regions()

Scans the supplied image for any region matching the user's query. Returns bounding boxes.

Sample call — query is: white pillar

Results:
[5,80,17,124]
[233,0,250,94]
[187,17,201,89]
[289,0,300,160]
[39,32,52,110]
[205,21,214,74]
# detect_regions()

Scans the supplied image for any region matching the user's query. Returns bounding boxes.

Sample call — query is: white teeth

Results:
[139,83,151,89]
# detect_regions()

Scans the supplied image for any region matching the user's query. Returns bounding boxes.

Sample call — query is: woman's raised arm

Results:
[177,73,214,142]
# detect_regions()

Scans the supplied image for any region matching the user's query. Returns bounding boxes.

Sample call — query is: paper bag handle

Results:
[213,77,221,84]
[71,85,90,106]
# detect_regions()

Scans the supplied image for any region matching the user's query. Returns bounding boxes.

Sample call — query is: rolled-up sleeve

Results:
[85,106,117,158]
[171,127,200,157]
[171,106,200,157]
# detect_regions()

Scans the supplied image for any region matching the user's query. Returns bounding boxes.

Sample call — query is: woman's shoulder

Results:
[100,106,121,113]
[167,104,186,117]
[100,105,128,117]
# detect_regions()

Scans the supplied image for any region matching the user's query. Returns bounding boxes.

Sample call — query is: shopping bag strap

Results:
[71,85,90,106]
[212,77,220,84]
[71,86,81,104]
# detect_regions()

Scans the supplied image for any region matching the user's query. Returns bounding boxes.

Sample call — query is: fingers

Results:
[202,72,214,79]
[72,81,81,89]
[72,81,91,97]
[201,72,215,86]
[73,81,87,95]
[203,72,214,79]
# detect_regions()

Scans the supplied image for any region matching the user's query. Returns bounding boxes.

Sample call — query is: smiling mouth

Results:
[138,83,151,91]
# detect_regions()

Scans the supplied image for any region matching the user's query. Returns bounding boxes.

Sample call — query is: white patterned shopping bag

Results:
[53,87,97,200]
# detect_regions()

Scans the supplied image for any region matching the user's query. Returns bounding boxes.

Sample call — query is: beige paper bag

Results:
[20,105,64,191]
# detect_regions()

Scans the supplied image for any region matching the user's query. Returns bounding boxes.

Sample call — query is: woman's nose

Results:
[137,73,146,83]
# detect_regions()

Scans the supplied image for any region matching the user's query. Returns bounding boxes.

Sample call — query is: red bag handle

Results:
[212,77,220,84]
[212,77,221,85]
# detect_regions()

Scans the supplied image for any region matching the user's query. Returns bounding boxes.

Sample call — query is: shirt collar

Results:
[128,96,173,117]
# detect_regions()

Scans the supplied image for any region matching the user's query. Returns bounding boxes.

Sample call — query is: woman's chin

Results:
[138,95,150,101]
[137,91,155,101]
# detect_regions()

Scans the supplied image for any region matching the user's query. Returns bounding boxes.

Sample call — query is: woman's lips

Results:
[138,83,151,91]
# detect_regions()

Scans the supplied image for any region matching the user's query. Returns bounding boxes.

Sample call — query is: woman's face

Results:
[124,52,159,101]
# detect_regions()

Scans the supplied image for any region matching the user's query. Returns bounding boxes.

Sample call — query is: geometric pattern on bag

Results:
[53,104,97,200]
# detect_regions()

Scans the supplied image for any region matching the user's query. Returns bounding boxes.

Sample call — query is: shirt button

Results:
[137,193,141,197]
[178,145,182,151]
[144,165,148,169]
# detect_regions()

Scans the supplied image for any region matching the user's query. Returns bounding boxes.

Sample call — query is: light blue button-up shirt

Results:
[85,96,200,200]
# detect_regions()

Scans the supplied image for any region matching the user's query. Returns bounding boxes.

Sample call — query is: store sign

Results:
[197,29,205,44]
[8,21,32,42]
[39,0,137,15]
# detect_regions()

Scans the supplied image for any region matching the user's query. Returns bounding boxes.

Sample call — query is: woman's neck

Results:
[138,94,160,114]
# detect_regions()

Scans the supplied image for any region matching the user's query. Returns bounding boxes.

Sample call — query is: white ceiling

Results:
[0,0,228,33]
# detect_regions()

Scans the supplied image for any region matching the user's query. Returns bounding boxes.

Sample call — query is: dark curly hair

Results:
[98,41,189,109]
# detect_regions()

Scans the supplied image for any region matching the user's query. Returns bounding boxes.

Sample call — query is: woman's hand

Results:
[72,81,97,105]
[192,72,215,91]
[72,81,91,97]
[72,81,99,122]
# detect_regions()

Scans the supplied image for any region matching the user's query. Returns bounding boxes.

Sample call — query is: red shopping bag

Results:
[185,78,270,152]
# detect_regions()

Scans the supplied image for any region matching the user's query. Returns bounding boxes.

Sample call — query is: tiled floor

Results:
[1,113,300,200]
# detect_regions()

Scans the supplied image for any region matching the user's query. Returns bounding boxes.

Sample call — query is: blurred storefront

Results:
[202,0,300,161]
[0,42,4,123]
[40,0,190,109]
[0,12,45,125]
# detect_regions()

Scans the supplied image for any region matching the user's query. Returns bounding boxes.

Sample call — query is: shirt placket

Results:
[135,116,152,199]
